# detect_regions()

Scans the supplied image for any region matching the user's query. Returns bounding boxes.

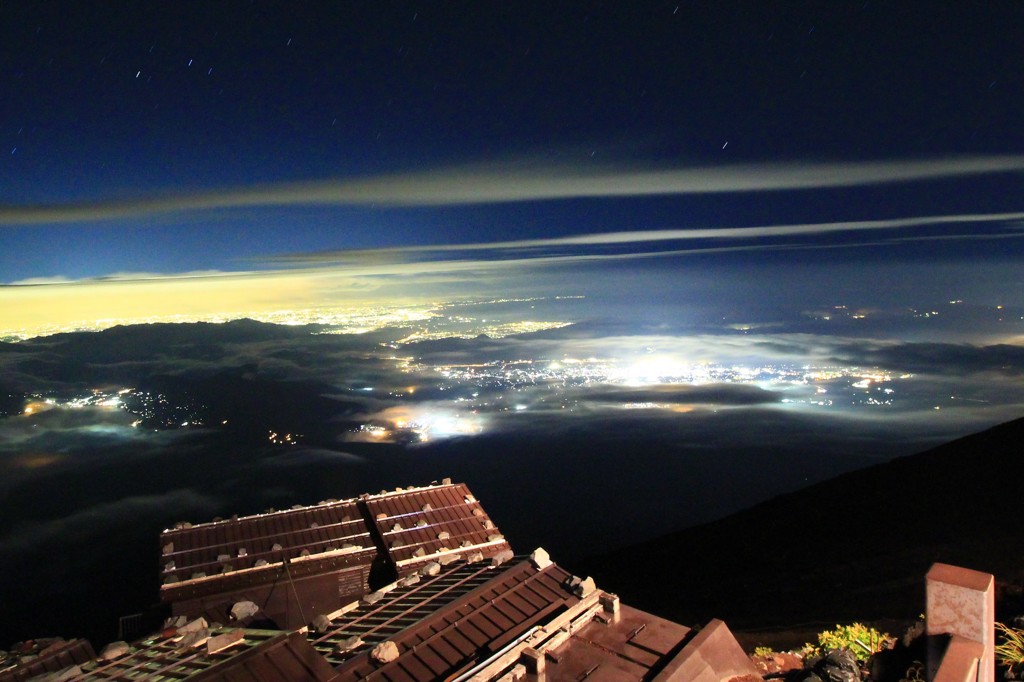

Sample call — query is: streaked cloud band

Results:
[265,210,1024,265]
[4,156,1024,225]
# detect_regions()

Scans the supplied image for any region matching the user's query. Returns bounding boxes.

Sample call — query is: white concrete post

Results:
[926,563,995,682]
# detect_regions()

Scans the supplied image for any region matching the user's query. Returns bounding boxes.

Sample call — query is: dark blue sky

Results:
[2,1,1023,290]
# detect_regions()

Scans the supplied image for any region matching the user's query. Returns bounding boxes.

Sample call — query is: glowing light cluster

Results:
[15,387,212,430]
[268,430,301,445]
[352,406,486,443]
[21,389,131,414]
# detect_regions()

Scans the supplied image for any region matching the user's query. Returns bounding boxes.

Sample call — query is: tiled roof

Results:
[160,499,373,588]
[309,550,759,682]
[536,604,692,680]
[0,639,95,682]
[77,629,337,682]
[4,479,762,682]
[306,559,501,667]
[330,556,584,681]
[160,548,375,605]
[158,481,513,633]
[363,483,511,570]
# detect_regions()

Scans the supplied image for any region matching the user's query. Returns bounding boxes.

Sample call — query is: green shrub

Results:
[802,622,892,661]
[995,622,1024,678]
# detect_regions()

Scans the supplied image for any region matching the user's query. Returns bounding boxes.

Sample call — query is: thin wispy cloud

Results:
[6,210,1024,289]
[3,156,1024,225]
[5,270,255,287]
[264,210,1024,265]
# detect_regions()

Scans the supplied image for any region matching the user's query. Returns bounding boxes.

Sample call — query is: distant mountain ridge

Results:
[577,415,1024,629]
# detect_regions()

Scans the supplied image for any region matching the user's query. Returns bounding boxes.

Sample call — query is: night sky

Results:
[2,1,1024,646]
[3,3,1023,288]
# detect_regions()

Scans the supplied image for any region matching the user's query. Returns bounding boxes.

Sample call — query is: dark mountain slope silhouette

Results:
[578,415,1024,629]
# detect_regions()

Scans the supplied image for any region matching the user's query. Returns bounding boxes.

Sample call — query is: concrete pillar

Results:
[926,563,995,682]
